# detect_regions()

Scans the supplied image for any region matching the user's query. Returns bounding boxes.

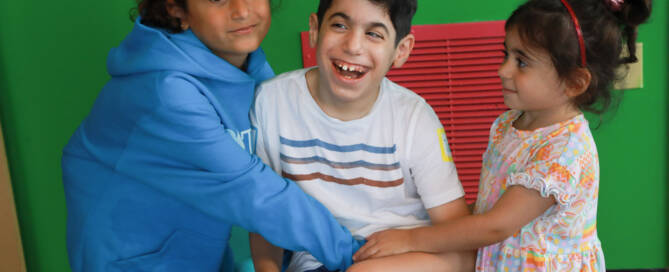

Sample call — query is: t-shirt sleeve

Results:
[251,84,273,168]
[406,102,465,209]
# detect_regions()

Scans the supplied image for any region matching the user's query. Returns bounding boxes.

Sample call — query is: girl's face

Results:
[172,0,271,68]
[498,27,574,117]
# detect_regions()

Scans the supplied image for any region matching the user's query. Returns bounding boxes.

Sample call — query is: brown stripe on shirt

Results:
[282,171,404,188]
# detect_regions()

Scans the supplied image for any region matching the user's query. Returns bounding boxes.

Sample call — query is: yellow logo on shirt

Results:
[438,128,453,162]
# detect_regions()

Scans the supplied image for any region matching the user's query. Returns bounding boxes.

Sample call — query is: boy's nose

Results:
[229,0,250,20]
[343,32,363,55]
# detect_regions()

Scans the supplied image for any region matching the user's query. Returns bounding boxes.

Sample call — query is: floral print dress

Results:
[474,110,605,271]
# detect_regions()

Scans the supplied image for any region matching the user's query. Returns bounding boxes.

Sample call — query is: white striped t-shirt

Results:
[252,68,464,271]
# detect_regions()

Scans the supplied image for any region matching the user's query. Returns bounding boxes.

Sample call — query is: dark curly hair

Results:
[134,0,187,33]
[316,0,417,45]
[506,0,652,115]
[132,0,280,33]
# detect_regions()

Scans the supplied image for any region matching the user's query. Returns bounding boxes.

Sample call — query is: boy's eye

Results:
[366,31,384,40]
[331,23,347,30]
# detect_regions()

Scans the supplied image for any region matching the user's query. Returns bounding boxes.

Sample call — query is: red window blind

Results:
[300,21,509,204]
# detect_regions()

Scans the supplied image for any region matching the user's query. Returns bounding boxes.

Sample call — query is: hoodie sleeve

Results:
[114,76,360,271]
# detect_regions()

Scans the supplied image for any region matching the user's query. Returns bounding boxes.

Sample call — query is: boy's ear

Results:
[166,0,189,30]
[564,68,592,98]
[308,14,320,48]
[392,34,415,68]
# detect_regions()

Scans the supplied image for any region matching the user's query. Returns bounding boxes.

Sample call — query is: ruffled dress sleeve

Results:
[506,136,583,206]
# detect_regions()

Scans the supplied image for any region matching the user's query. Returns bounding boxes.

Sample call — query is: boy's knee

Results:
[346,263,365,272]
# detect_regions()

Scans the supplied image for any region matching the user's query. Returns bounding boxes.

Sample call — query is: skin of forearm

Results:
[249,233,283,272]
[409,213,512,253]
[409,186,555,253]
[252,261,281,272]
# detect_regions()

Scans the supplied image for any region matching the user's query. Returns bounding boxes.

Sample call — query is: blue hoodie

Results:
[62,19,360,272]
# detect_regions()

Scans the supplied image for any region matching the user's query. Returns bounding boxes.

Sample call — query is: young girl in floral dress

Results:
[353,0,653,270]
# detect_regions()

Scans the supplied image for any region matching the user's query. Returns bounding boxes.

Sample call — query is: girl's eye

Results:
[516,58,527,68]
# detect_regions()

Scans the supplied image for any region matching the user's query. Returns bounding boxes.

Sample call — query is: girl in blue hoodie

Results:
[61,0,361,271]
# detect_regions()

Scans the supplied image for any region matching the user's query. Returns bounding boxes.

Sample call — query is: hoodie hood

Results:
[107,18,270,83]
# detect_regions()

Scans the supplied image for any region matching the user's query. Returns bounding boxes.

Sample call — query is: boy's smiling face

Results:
[308,0,413,116]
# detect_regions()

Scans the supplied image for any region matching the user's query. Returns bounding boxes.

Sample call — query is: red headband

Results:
[560,0,587,67]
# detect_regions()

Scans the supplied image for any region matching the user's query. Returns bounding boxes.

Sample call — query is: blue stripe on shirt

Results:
[280,137,396,154]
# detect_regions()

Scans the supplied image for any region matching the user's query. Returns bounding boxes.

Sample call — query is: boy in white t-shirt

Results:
[250,0,473,271]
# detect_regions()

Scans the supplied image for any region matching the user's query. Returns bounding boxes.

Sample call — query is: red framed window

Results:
[301,21,509,203]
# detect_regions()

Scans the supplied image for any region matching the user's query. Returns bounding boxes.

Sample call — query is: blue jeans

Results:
[304,266,339,272]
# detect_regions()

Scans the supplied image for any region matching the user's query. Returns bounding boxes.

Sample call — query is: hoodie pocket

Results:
[108,229,226,272]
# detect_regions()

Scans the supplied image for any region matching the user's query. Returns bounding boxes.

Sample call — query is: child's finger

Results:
[367,244,388,260]
[353,240,376,261]
[356,246,378,262]
[353,242,370,260]
[368,249,383,260]
[353,249,364,261]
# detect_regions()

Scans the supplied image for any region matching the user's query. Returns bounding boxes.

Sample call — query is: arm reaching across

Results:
[64,76,360,271]
[354,186,554,260]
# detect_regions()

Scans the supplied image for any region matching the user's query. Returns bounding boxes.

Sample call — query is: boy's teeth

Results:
[336,62,363,72]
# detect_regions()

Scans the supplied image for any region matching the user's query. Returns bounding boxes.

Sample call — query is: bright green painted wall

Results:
[0,0,665,271]
[0,1,136,271]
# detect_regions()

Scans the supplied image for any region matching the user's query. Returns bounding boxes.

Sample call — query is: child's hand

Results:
[353,229,414,261]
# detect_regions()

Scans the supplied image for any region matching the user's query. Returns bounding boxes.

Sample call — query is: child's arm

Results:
[351,197,470,260]
[249,233,283,272]
[354,185,555,261]
[428,197,469,222]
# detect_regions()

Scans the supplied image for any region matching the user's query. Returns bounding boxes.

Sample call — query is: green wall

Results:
[0,0,665,271]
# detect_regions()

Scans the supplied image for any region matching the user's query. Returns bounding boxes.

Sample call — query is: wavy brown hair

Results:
[133,0,187,33]
[506,0,652,115]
